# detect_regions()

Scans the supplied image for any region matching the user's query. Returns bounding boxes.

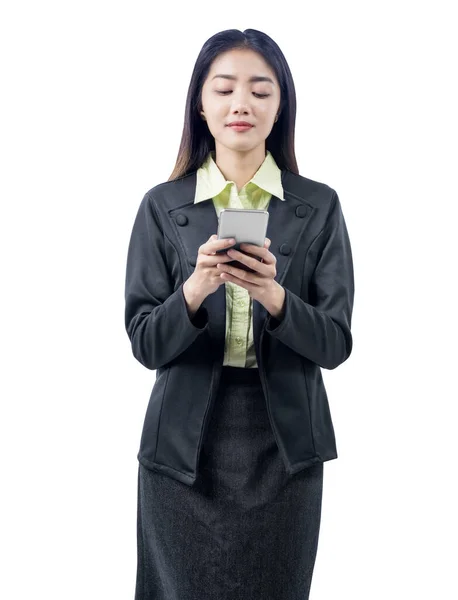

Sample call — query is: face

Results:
[200,48,281,154]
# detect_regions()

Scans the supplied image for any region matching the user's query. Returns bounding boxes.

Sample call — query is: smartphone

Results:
[216,209,269,272]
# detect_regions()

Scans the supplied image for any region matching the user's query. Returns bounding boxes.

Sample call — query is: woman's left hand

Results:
[216,238,286,319]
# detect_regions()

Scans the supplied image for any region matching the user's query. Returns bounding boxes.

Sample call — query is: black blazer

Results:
[124,167,355,486]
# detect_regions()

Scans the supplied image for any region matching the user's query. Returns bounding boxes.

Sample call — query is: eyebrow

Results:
[211,74,275,85]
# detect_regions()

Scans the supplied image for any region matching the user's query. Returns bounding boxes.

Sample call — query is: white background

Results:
[1,1,457,598]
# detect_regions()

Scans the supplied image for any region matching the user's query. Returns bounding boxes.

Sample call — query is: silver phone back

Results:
[217,209,269,249]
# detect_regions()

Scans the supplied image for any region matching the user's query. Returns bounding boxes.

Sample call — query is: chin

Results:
[221,136,260,151]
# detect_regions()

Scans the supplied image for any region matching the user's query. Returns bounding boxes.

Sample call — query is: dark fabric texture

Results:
[135,366,324,600]
[124,169,355,486]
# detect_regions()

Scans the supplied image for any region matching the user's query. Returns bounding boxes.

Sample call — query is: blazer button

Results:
[176,214,188,226]
[295,205,307,218]
[189,256,197,267]
[279,243,291,256]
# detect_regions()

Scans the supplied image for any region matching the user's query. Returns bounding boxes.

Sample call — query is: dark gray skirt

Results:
[135,366,324,600]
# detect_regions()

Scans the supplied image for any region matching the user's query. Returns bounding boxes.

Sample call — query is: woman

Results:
[125,28,355,600]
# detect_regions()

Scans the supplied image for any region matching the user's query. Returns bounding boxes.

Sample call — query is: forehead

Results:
[207,49,277,84]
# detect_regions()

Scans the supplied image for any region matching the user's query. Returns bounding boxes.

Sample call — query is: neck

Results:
[213,144,266,193]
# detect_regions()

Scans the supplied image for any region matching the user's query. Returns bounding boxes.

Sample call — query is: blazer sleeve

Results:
[265,191,355,370]
[124,192,209,370]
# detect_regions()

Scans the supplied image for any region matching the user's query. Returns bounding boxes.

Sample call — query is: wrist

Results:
[266,282,286,320]
[183,278,204,318]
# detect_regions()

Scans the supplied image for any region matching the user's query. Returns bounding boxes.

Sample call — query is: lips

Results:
[228,122,253,127]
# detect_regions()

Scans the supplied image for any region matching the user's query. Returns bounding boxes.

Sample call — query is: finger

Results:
[239,243,273,263]
[211,253,235,263]
[226,248,270,274]
[213,236,236,249]
[201,236,236,255]
[197,252,234,268]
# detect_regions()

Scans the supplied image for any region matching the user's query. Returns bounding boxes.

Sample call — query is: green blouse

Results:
[194,150,285,368]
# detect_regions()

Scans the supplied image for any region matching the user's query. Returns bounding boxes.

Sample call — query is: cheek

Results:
[254,104,275,121]
[207,105,227,124]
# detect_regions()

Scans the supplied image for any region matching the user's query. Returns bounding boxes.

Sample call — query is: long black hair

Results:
[167,28,299,181]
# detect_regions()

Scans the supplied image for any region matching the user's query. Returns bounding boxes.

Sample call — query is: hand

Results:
[216,239,286,319]
[183,234,237,311]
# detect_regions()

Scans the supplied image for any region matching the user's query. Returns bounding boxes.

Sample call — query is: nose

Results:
[231,103,250,117]
[230,90,251,115]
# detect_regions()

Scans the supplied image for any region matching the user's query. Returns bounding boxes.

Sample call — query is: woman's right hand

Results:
[183,235,236,315]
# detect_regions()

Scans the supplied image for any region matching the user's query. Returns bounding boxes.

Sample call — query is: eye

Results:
[216,91,270,98]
